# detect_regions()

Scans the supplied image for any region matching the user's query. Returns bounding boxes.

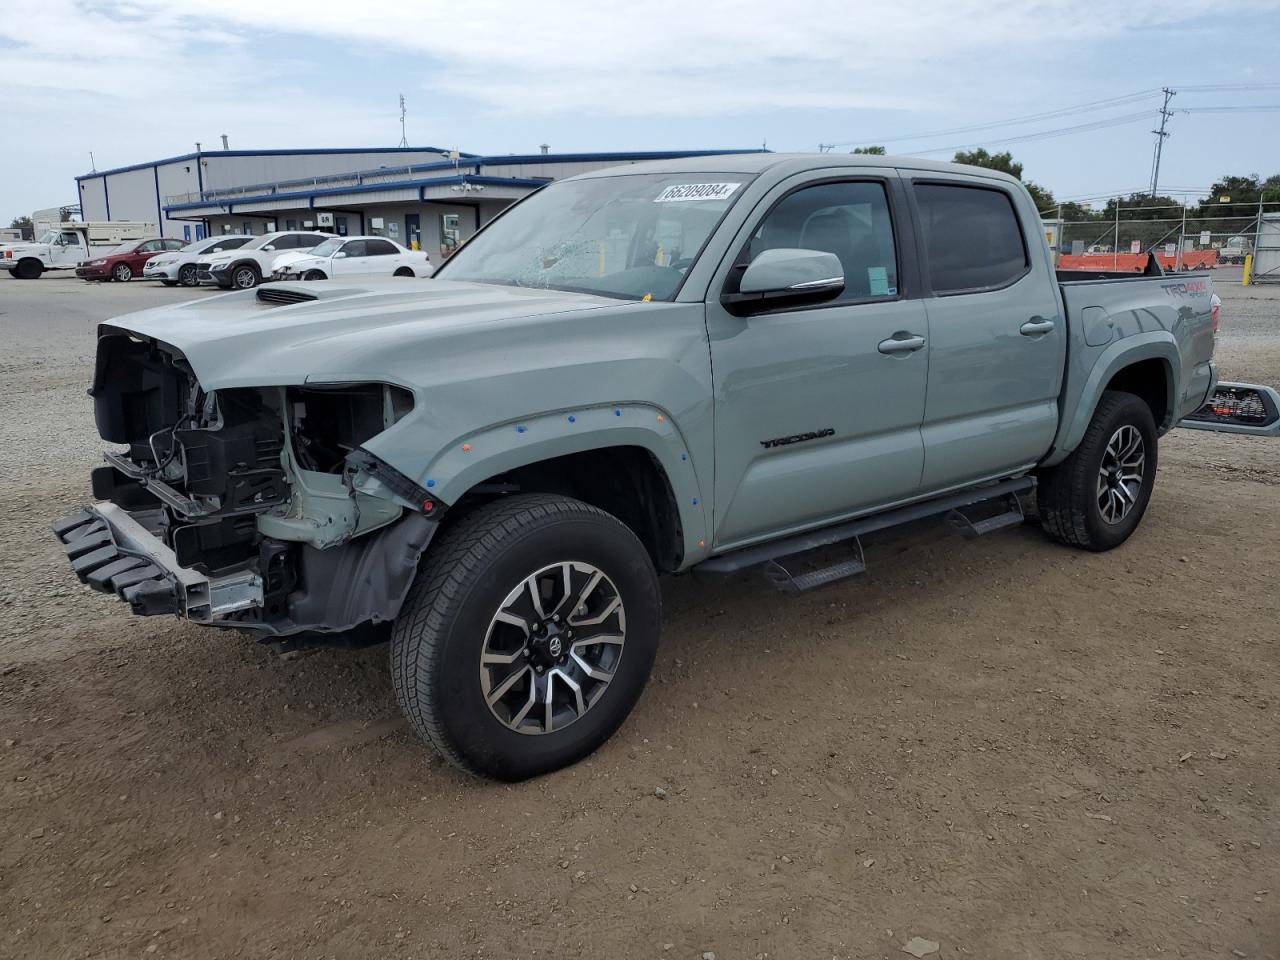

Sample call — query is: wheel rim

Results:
[115,265,130,281]
[180,265,196,285]
[480,561,626,736]
[1096,424,1145,524]
[234,267,256,288]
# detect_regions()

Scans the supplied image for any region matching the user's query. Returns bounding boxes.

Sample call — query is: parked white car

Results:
[270,236,433,281]
[198,231,330,289]
[143,234,253,287]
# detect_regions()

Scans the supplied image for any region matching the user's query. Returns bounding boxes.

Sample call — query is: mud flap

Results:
[1179,382,1280,437]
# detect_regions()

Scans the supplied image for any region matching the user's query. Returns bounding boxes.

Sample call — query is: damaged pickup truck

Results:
[55,153,1269,780]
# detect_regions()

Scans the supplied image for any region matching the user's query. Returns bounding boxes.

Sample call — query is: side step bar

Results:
[696,476,1035,591]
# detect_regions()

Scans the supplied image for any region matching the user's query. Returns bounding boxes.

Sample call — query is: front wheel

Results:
[178,264,198,286]
[1038,390,1158,551]
[231,264,260,289]
[112,263,132,282]
[390,494,661,780]
[302,270,327,281]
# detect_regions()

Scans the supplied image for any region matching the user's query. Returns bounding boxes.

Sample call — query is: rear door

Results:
[908,177,1065,491]
[705,172,930,548]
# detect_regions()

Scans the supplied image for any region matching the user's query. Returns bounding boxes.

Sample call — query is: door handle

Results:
[878,334,926,355]
[1020,317,1055,336]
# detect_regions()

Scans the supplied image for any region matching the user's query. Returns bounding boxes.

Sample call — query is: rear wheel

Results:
[1038,390,1158,551]
[112,263,132,282]
[231,263,260,289]
[178,264,198,286]
[390,494,661,780]
[393,267,414,277]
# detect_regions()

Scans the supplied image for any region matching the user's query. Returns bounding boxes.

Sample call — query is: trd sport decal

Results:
[760,427,835,449]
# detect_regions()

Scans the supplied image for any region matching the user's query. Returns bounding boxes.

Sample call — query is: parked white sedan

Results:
[270,236,432,281]
[143,234,253,286]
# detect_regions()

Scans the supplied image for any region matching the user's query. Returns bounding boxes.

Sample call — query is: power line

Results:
[906,111,1155,156]
[825,88,1162,149]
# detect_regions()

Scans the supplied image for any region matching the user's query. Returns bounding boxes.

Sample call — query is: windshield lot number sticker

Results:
[655,183,741,203]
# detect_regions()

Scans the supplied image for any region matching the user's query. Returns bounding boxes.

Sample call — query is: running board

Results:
[944,494,1026,540]
[696,476,1036,590]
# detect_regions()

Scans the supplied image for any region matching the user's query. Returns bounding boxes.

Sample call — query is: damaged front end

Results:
[53,326,440,635]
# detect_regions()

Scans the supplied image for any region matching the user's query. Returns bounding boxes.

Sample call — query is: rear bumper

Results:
[53,503,263,621]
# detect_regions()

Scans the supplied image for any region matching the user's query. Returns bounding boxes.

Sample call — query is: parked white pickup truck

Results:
[1,221,158,279]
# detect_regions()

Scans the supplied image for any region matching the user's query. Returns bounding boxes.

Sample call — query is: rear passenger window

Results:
[365,239,399,256]
[915,183,1027,293]
[744,181,898,301]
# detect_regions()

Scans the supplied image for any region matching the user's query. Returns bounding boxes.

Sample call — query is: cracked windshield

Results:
[437,173,750,300]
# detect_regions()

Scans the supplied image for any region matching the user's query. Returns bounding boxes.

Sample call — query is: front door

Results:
[52,230,84,268]
[706,174,930,549]
[908,178,1065,491]
[405,214,421,251]
[333,239,369,277]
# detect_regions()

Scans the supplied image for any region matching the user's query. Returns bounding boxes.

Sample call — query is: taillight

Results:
[1211,302,1221,335]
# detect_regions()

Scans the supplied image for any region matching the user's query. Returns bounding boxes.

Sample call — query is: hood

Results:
[1,241,43,255]
[102,278,621,390]
[270,250,314,270]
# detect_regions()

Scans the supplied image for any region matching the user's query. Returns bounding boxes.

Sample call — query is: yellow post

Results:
[1243,254,1253,285]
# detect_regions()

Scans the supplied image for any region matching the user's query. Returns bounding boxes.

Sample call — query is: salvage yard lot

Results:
[1,272,1278,960]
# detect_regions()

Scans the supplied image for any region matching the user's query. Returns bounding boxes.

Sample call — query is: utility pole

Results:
[398,94,408,148]
[1149,87,1176,197]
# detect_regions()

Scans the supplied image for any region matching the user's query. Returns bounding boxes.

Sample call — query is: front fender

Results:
[1044,332,1180,467]
[403,402,713,566]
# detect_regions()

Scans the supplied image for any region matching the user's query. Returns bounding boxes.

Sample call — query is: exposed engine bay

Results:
[59,327,439,634]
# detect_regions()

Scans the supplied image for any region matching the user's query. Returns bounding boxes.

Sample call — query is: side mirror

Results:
[263,245,276,251]
[722,248,844,315]
[334,251,347,259]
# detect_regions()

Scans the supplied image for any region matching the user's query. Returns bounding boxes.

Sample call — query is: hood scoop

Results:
[257,285,319,306]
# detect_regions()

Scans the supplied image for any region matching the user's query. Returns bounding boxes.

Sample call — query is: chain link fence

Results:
[1042,201,1280,277]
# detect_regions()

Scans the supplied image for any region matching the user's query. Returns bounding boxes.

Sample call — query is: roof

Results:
[75,146,465,181]
[570,152,1024,185]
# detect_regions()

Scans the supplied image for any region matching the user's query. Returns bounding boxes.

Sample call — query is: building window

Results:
[285,219,298,231]
[440,213,461,258]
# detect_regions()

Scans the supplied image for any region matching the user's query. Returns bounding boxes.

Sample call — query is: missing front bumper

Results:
[53,503,264,620]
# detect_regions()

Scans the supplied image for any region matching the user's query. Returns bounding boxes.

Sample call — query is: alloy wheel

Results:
[480,561,626,736]
[233,266,257,288]
[179,264,198,286]
[113,264,131,282]
[1096,424,1145,524]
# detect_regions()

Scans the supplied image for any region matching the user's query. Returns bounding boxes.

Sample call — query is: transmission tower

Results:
[1148,87,1176,196]
[398,94,408,148]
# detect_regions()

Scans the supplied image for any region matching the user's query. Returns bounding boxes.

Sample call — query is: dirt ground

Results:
[1,271,1277,960]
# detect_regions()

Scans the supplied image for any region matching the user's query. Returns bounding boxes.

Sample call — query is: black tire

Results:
[231,263,260,289]
[178,264,199,287]
[6,268,17,278]
[391,494,661,781]
[15,259,42,279]
[112,263,132,282]
[302,270,327,281]
[1038,390,1158,551]
[393,267,414,277]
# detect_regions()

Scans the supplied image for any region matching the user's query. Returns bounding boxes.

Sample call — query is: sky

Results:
[2,0,1279,224]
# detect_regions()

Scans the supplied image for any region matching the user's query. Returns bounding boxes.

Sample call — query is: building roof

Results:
[75,146,467,181]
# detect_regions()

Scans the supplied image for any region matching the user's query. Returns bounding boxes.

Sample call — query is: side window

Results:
[301,234,327,248]
[914,183,1028,294]
[59,231,79,246]
[743,181,899,301]
[138,240,161,252]
[365,239,398,256]
[165,239,185,250]
[340,240,368,258]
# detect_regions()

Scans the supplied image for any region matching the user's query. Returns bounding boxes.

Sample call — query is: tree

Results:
[850,145,886,155]
[952,148,1056,213]
[9,216,33,240]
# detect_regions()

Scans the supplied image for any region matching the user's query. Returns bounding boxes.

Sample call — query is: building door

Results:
[335,216,349,237]
[195,224,205,241]
[405,214,421,251]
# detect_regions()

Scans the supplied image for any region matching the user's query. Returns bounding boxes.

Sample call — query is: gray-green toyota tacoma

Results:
[55,153,1231,780]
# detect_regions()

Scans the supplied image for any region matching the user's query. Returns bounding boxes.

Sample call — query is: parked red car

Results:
[76,238,185,282]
